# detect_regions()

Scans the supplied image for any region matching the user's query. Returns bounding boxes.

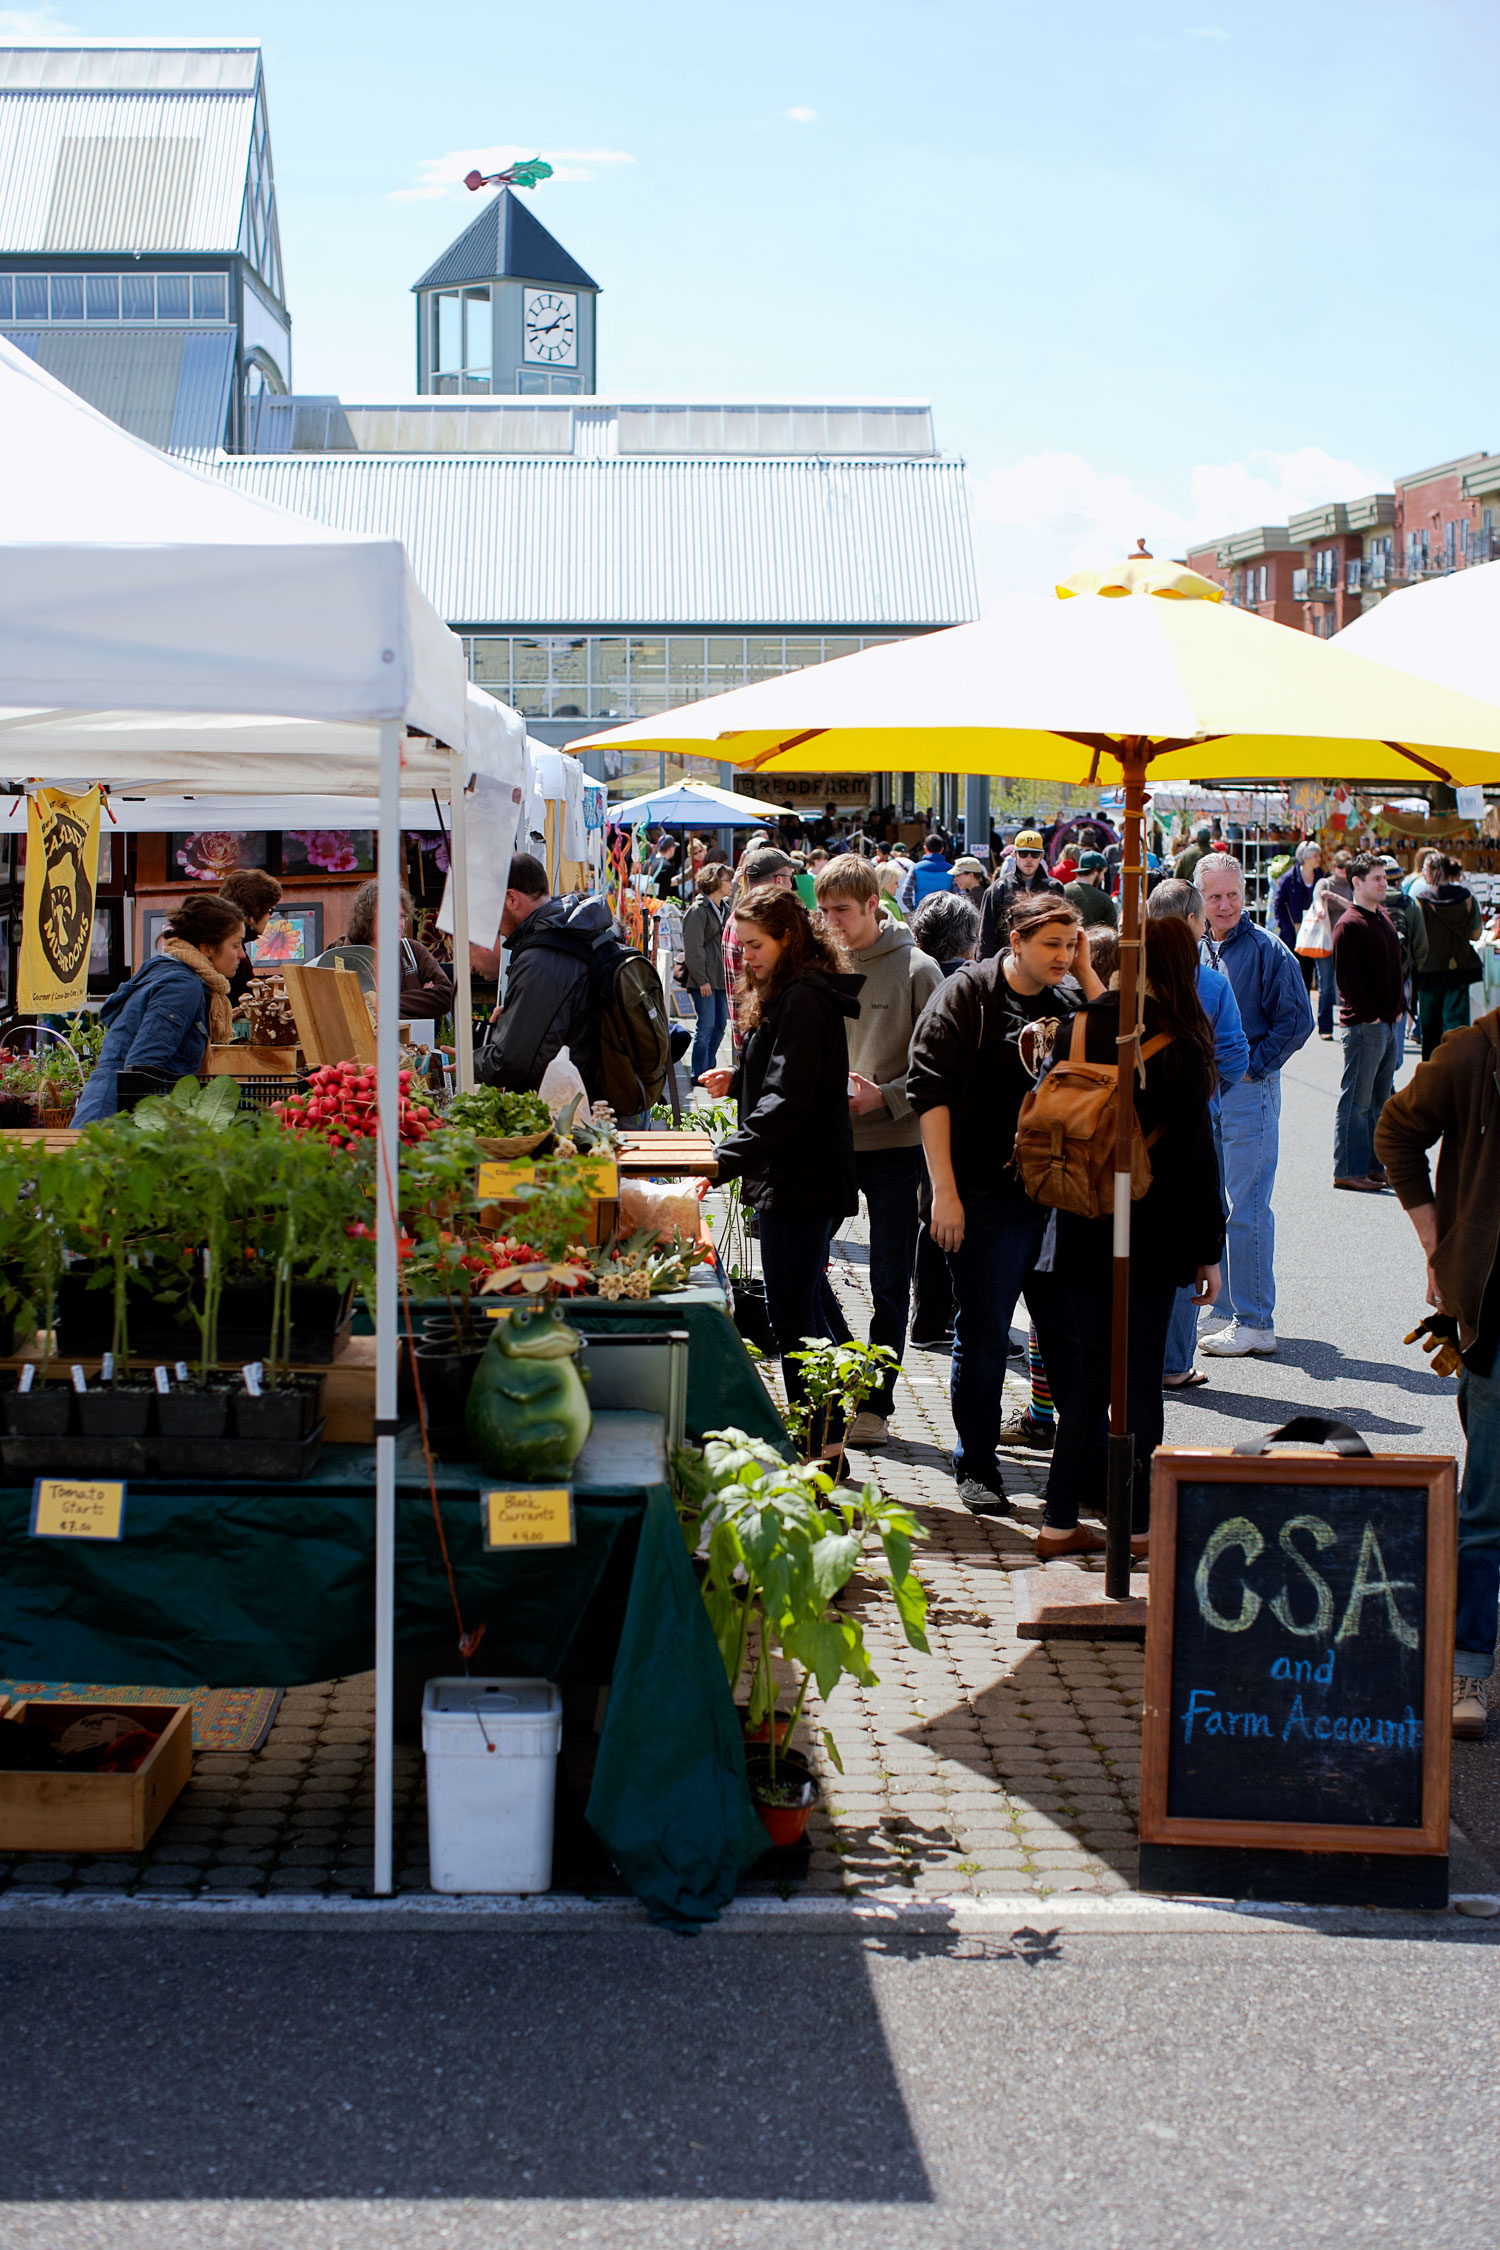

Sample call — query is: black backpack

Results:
[533,921,672,1117]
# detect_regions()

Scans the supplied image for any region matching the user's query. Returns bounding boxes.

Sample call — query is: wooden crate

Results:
[0,1700,192,1853]
[204,1044,304,1077]
[281,963,376,1067]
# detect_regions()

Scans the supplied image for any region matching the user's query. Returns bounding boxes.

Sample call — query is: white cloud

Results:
[786,106,818,123]
[971,445,1388,599]
[1184,24,1231,36]
[390,146,636,205]
[0,7,79,30]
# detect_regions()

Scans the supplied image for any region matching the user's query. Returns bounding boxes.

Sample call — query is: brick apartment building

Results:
[1186,451,1500,634]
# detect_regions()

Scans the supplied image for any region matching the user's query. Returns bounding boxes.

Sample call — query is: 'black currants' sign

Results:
[1140,1448,1455,1887]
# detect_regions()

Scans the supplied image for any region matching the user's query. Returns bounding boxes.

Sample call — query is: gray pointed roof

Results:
[412,189,598,294]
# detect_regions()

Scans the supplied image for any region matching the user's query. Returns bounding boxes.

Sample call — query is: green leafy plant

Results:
[782,1338,898,1479]
[444,1085,552,1138]
[674,1426,929,1786]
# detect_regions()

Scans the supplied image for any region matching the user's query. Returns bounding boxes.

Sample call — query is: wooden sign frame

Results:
[1141,1449,1456,1859]
[280,962,376,1068]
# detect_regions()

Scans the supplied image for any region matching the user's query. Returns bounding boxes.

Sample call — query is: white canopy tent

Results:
[1333,562,1500,703]
[0,334,525,1895]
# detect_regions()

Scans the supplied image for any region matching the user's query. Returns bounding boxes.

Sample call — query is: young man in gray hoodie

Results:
[814,853,943,1446]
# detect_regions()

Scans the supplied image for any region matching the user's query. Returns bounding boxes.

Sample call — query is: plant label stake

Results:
[242,1361,264,1399]
[69,1364,86,1394]
[153,1366,171,1394]
[175,1362,189,1386]
[18,1364,33,1394]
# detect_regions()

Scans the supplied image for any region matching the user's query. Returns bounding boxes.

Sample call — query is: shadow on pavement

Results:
[0,1928,932,2204]
[1162,1384,1426,1440]
[1269,1334,1459,1401]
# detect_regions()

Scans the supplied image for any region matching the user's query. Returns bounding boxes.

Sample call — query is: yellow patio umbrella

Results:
[575,565,1500,1600]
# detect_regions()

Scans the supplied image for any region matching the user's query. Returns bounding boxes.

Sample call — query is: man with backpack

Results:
[1415,854,1484,1060]
[477,852,669,1117]
[907,892,1098,1513]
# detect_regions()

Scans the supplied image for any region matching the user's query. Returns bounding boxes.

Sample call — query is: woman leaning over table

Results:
[72,893,246,1124]
[681,860,734,1087]
[698,883,863,1454]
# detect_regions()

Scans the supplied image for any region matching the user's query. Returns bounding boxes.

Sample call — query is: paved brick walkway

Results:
[0,1247,1145,1906]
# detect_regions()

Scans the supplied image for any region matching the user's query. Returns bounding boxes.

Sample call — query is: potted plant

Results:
[693,1099,775,1350]
[64,1126,161,1438]
[781,1338,898,1482]
[235,1121,371,1441]
[0,1138,72,1436]
[675,1427,929,1846]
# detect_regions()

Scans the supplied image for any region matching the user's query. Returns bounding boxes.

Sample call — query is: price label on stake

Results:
[30,1478,127,1541]
[477,1156,619,1200]
[481,1487,574,1550]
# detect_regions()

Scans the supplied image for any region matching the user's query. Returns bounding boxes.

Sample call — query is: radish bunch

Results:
[273,1063,438,1150]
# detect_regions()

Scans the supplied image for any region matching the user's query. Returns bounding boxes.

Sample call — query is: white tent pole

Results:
[449,747,475,1092]
[373,716,402,1898]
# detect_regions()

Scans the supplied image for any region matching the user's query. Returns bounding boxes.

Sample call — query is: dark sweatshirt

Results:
[907,958,1076,1197]
[1375,1012,1500,1358]
[1331,904,1403,1027]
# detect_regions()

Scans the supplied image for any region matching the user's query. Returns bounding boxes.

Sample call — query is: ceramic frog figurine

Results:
[465,1303,592,1480]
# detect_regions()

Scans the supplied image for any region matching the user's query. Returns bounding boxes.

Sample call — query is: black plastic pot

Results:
[232,1375,324,1442]
[730,1276,776,1354]
[75,1385,154,1439]
[2,1384,73,1437]
[412,1341,485,1456]
[214,1280,353,1365]
[155,1386,232,1439]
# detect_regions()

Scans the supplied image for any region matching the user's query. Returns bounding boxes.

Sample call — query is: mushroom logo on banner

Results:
[19,786,100,1011]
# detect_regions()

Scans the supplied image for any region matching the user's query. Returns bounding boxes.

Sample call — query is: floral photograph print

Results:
[170,831,268,881]
[251,906,323,966]
[282,829,374,877]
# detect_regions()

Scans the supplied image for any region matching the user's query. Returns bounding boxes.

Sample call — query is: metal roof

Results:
[204,453,979,628]
[244,395,937,459]
[413,190,599,294]
[0,80,257,254]
[3,323,234,449]
[0,45,260,93]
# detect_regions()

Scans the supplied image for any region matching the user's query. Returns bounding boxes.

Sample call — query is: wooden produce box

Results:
[204,1044,304,1077]
[0,1699,192,1853]
[615,1130,719,1179]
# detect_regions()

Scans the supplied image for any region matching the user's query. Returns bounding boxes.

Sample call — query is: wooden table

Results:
[615,1129,718,1177]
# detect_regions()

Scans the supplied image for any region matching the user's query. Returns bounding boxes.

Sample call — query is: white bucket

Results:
[421,1676,563,1894]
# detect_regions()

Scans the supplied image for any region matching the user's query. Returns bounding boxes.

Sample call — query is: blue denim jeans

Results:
[1456,1358,1500,1678]
[817,1146,922,1415]
[1333,1019,1399,1181]
[1300,951,1335,1037]
[690,988,729,1083]
[944,1189,1074,1483]
[1218,1072,1281,1333]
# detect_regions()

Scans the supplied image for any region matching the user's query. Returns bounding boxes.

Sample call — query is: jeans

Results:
[1418,981,1471,1061]
[944,1189,1075,1484]
[1299,952,1335,1037]
[690,988,729,1083]
[1044,1277,1176,1531]
[1456,1358,1500,1678]
[817,1146,922,1414]
[1218,1072,1281,1334]
[757,1208,840,1445]
[1333,1019,1400,1181]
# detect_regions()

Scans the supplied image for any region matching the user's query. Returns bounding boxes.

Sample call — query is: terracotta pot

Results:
[744,1746,819,1848]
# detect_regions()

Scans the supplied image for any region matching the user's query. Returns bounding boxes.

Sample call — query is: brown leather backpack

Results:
[1013,1011,1171,1219]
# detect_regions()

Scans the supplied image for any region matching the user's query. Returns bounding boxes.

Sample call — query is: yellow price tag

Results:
[30,1478,126,1541]
[482,1486,575,1550]
[477,1157,619,1200]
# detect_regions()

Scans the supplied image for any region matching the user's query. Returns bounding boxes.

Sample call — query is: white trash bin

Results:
[422,1677,563,1894]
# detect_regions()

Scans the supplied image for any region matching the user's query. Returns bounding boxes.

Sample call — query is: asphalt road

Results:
[1,1922,1498,2249]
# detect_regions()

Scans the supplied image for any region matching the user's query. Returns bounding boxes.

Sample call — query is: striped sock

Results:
[1028,1325,1055,1428]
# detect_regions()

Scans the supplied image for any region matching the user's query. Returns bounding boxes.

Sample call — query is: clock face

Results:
[522,289,578,366]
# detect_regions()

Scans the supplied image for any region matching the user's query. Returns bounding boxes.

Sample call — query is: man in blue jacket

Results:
[1195,854,1313,1357]
[1147,880,1248,1387]
[902,835,955,911]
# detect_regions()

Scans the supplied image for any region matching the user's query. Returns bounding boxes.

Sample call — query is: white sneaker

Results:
[1199,1321,1277,1358]
[1453,1674,1491,1740]
[847,1411,889,1447]
[1197,1309,1232,1336]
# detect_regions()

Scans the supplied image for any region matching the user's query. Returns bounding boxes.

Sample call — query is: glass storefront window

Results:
[782,639,825,669]
[85,273,120,320]
[594,641,629,681]
[550,639,587,684]
[511,641,549,683]
[192,272,227,321]
[121,273,155,319]
[14,274,46,319]
[49,273,82,319]
[156,274,191,319]
[469,640,510,687]
[746,637,786,676]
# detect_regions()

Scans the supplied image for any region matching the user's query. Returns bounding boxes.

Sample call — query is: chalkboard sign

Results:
[1141,1446,1455,1892]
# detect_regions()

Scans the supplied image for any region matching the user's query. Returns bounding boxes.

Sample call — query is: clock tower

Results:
[413,189,598,396]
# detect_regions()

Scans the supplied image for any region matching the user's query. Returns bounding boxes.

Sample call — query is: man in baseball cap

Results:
[1063,849,1118,931]
[977,831,1064,959]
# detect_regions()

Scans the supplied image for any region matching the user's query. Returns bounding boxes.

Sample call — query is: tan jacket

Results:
[1374,1011,1500,1349]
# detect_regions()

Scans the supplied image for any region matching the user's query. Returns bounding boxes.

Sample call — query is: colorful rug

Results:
[0,1682,283,1753]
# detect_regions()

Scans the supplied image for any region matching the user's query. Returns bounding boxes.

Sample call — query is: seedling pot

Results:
[414,1342,485,1456]
[744,1746,820,1848]
[232,1375,324,1442]
[155,1386,232,1440]
[75,1385,154,1439]
[2,1384,73,1437]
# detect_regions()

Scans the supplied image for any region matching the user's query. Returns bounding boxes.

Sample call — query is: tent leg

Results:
[1106,749,1146,1603]
[449,748,475,1093]
[373,717,402,1898]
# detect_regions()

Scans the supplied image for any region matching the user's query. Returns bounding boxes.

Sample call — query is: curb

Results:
[0,1884,1496,1937]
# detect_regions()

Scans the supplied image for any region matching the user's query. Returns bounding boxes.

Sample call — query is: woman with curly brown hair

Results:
[699,884,864,1444]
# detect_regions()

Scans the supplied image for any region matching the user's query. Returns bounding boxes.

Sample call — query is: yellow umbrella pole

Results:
[1105,743,1148,1600]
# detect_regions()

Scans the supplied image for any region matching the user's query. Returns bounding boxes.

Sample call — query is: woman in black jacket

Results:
[1036,914,1225,1557]
[699,884,862,1443]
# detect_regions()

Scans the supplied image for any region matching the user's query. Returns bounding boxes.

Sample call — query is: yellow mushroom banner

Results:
[18,786,100,1012]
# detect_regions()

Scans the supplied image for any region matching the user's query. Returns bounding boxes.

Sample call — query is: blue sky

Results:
[8,0,1498,594]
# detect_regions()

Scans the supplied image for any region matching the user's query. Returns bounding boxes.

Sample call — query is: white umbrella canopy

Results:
[1332,561,1500,706]
[611,776,801,826]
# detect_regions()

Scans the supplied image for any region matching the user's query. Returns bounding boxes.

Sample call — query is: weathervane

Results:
[464,156,553,193]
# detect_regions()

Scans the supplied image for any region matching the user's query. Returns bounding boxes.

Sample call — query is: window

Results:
[434,291,462,377]
[121,273,155,319]
[49,273,82,320]
[85,273,119,320]
[1346,557,1362,593]
[14,274,47,319]
[156,274,191,319]
[1292,568,1309,600]
[1258,565,1268,603]
[191,272,227,322]
[463,290,491,378]
[0,275,10,319]
[1445,520,1457,568]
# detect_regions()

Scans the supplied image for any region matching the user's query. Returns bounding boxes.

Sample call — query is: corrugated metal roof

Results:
[413,190,599,294]
[0,89,255,251]
[3,323,232,449]
[204,453,979,628]
[242,396,937,459]
[0,46,260,93]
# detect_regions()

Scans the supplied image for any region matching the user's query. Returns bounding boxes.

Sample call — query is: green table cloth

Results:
[0,1412,766,1926]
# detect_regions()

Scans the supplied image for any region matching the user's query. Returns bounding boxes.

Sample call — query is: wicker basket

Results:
[473,1130,552,1161]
